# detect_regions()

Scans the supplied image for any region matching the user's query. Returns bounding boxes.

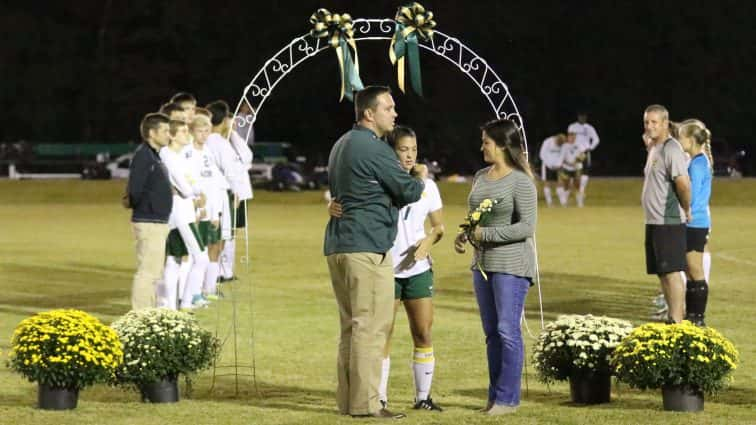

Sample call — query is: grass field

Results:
[0,178,755,425]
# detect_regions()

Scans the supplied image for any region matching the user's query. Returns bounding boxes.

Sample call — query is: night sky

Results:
[3,1,755,175]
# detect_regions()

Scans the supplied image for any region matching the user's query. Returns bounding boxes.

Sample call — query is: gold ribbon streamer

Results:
[389,2,437,94]
[309,9,363,101]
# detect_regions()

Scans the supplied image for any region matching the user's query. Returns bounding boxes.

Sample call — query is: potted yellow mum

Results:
[612,321,739,411]
[7,309,123,410]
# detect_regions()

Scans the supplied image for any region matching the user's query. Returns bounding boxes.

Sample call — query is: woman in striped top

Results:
[454,119,537,415]
[678,119,713,326]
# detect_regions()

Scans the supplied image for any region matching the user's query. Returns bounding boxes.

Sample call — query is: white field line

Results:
[715,252,756,267]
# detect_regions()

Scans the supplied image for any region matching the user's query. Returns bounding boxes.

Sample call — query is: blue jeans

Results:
[473,270,529,406]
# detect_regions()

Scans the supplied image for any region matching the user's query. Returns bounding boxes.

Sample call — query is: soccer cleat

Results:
[650,304,668,321]
[685,313,706,327]
[652,294,667,308]
[413,397,443,412]
[191,294,210,307]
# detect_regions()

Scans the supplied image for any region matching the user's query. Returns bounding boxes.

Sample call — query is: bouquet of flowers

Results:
[612,321,739,394]
[111,308,220,386]
[458,198,499,279]
[7,309,123,389]
[533,314,633,384]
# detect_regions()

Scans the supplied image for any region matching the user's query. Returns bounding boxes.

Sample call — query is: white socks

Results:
[181,250,209,308]
[557,187,569,206]
[161,256,181,309]
[543,187,553,207]
[178,259,191,302]
[379,357,391,404]
[579,174,589,193]
[221,240,236,279]
[204,262,220,296]
[413,347,435,401]
[379,347,436,404]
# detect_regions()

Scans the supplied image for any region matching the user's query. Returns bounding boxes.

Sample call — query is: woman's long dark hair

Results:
[481,119,533,179]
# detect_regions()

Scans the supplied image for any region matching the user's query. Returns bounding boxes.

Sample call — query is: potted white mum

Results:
[111,308,220,403]
[532,314,633,404]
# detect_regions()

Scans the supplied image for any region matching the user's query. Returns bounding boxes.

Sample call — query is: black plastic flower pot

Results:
[569,372,611,404]
[139,375,179,403]
[38,384,79,410]
[662,385,704,412]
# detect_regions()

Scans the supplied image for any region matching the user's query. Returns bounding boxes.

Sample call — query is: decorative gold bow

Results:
[309,9,364,101]
[389,2,437,96]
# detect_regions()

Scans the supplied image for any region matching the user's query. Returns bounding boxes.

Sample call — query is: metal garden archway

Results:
[232,18,528,149]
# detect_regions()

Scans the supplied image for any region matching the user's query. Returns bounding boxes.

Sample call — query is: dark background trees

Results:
[2,1,754,175]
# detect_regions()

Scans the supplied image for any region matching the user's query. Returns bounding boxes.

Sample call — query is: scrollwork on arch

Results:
[234,18,527,148]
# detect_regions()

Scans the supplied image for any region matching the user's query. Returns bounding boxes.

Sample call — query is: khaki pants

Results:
[131,222,170,310]
[327,252,394,416]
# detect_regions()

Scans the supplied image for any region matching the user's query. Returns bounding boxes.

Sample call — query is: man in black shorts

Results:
[641,105,691,323]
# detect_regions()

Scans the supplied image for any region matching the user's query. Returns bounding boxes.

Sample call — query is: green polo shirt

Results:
[324,125,424,255]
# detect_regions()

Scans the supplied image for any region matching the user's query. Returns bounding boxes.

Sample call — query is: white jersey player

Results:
[219,127,254,280]
[185,114,228,306]
[158,120,210,310]
[538,134,565,207]
[567,112,600,205]
[557,133,586,207]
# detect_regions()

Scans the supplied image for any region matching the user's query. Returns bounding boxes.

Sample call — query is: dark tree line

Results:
[2,1,755,175]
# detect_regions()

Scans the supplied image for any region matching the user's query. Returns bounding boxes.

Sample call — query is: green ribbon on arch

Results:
[389,2,437,97]
[309,9,364,102]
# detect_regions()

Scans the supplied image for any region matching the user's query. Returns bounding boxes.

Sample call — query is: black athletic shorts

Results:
[686,227,710,253]
[645,224,687,275]
[559,169,581,180]
[235,198,247,229]
[542,167,559,182]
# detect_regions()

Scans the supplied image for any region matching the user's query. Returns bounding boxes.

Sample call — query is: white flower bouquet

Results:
[110,308,220,386]
[533,314,633,383]
[458,198,500,280]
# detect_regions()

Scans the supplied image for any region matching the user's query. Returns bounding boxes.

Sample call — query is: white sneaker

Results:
[487,404,517,415]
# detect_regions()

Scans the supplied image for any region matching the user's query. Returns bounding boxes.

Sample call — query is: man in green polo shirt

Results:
[325,86,424,419]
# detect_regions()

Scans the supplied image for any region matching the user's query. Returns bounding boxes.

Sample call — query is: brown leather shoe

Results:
[352,408,406,419]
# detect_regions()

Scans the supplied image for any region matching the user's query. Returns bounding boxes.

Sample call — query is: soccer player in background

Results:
[678,119,714,326]
[567,112,599,206]
[538,133,566,207]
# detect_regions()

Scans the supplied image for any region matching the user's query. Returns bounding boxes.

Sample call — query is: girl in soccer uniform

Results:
[158,120,210,310]
[185,114,228,307]
[678,119,713,326]
[329,126,445,411]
